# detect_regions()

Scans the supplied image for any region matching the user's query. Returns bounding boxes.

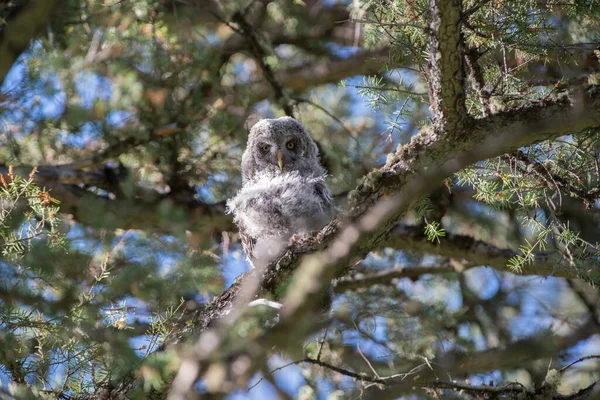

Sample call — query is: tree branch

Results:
[0,164,235,233]
[59,123,186,170]
[559,354,600,373]
[44,182,233,233]
[244,47,393,104]
[465,47,491,116]
[334,263,457,292]
[0,166,112,188]
[384,225,579,279]
[427,0,467,131]
[336,212,598,293]
[232,9,294,116]
[513,149,600,206]
[0,0,64,87]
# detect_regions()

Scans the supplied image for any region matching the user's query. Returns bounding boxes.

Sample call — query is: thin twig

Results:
[357,343,381,378]
[303,357,421,384]
[292,97,368,157]
[559,355,600,373]
[247,360,303,391]
[316,325,329,362]
[232,12,293,116]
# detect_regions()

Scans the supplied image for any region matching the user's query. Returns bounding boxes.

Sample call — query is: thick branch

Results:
[427,0,466,131]
[0,0,63,87]
[336,220,584,293]
[46,182,233,234]
[1,166,112,188]
[384,225,577,278]
[244,47,392,104]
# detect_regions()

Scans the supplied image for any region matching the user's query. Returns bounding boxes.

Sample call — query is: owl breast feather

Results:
[226,171,333,265]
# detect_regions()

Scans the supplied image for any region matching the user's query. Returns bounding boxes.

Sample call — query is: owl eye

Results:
[286,141,296,150]
[260,144,271,152]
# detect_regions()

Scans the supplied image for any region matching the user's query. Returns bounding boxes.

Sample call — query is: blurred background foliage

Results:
[0,0,600,398]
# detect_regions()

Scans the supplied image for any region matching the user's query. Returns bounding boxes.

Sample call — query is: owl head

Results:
[241,117,325,183]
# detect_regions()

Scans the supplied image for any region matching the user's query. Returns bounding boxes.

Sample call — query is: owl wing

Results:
[314,179,334,216]
[238,225,256,265]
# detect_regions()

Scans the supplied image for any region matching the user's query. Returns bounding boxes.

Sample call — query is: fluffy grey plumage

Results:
[227,117,334,268]
[241,117,326,184]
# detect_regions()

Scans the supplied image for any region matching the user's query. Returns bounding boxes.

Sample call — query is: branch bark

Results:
[426,0,466,131]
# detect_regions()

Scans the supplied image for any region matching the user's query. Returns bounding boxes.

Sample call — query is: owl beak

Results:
[276,149,284,170]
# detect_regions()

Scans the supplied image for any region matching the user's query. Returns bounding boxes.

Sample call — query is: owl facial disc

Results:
[241,116,325,183]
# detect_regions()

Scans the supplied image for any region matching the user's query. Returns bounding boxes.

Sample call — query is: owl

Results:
[227,117,334,269]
